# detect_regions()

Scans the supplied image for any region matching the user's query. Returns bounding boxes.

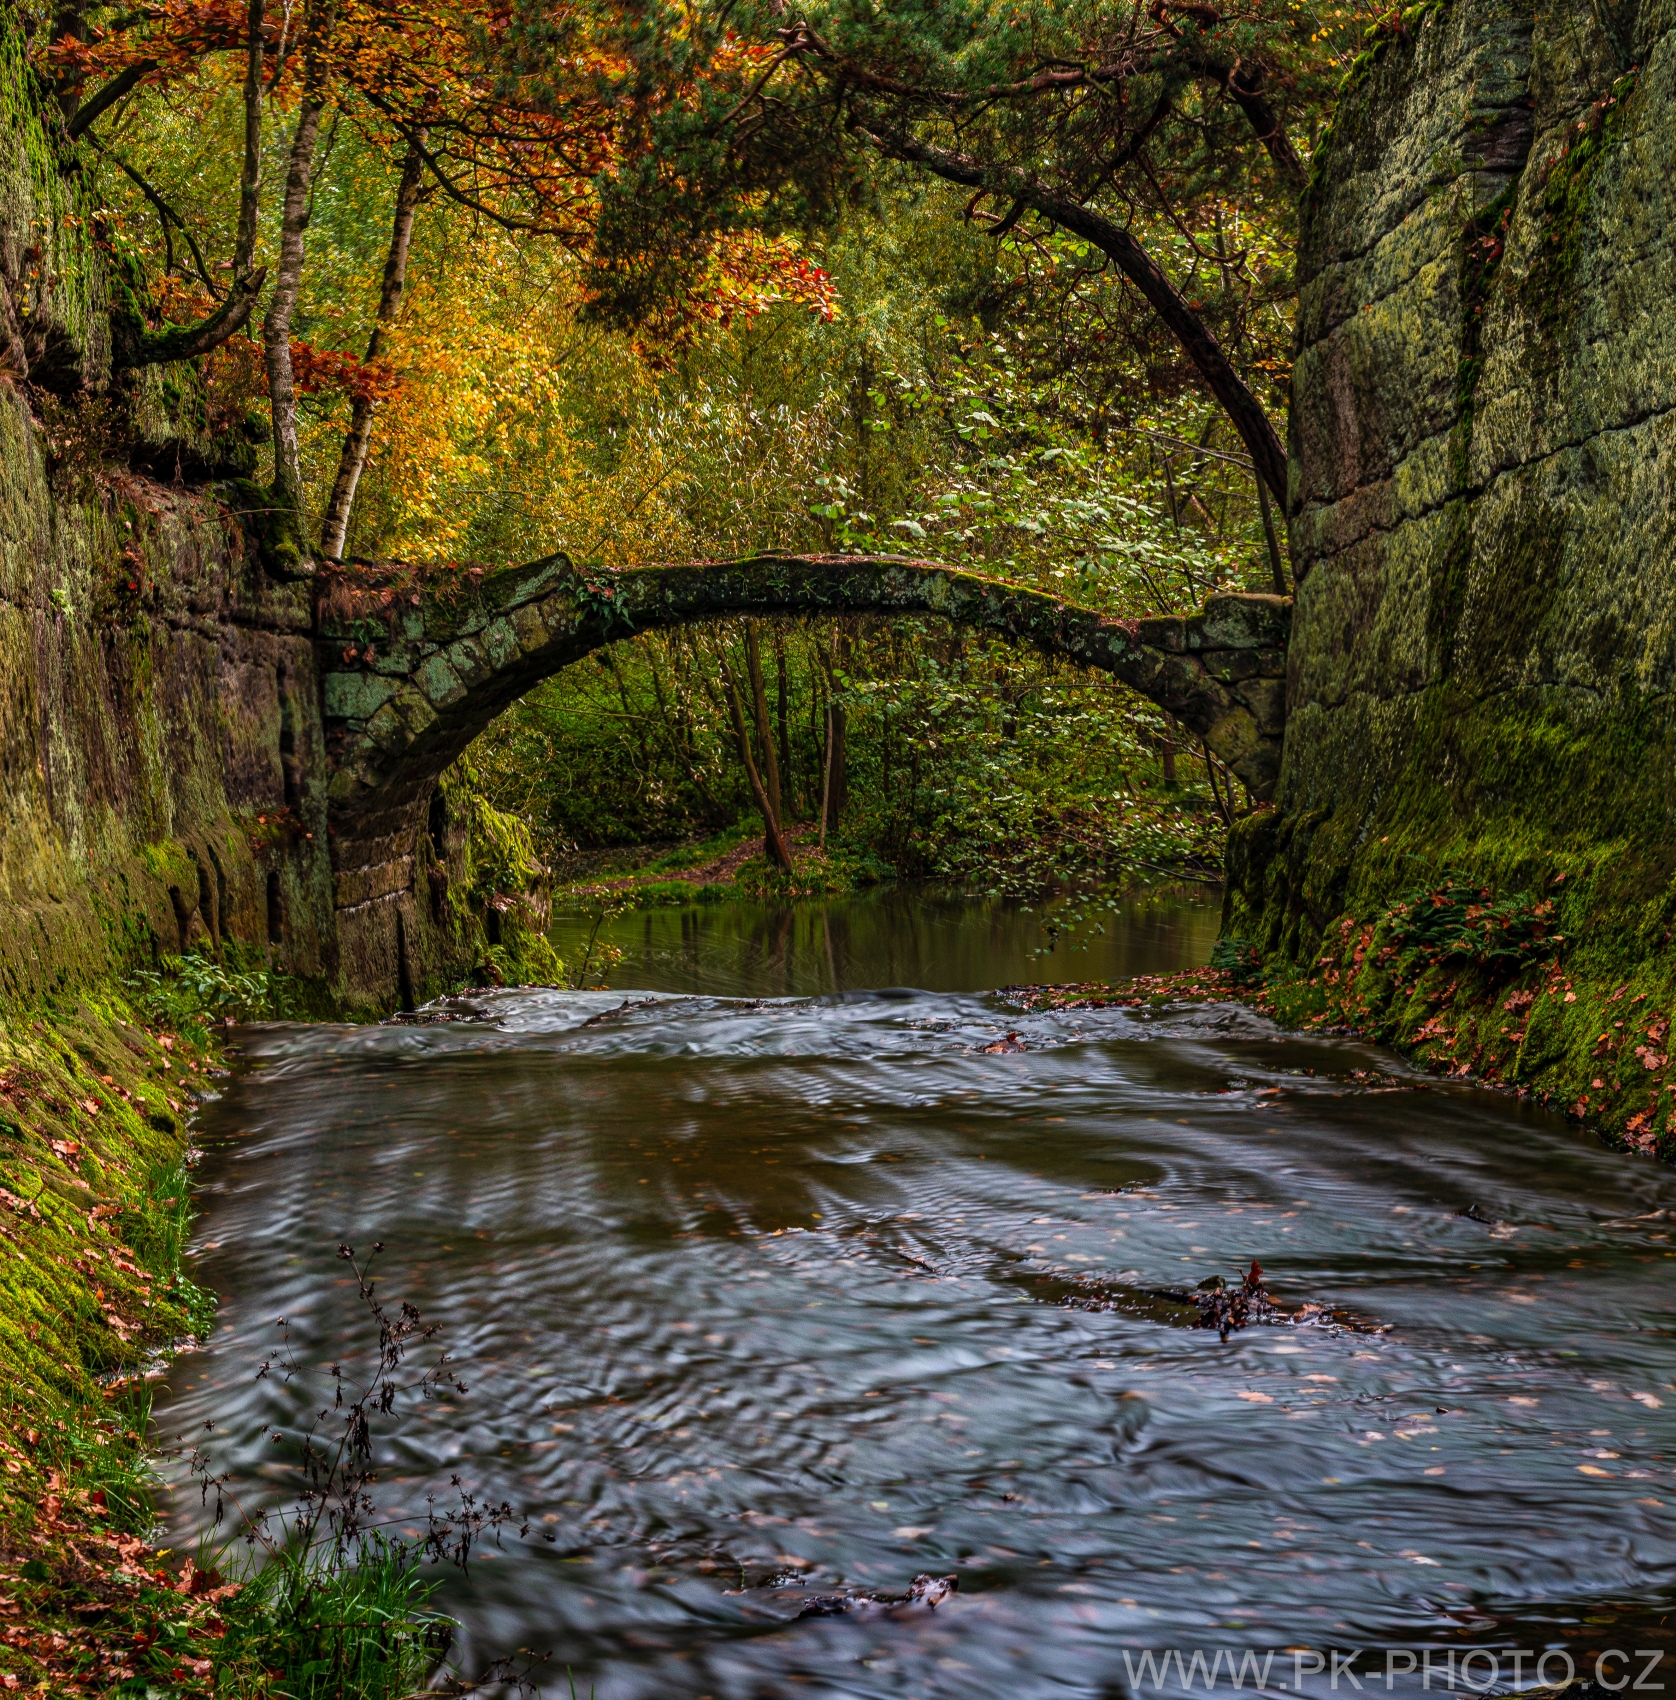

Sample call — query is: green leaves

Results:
[125,951,302,1041]
[1380,880,1564,980]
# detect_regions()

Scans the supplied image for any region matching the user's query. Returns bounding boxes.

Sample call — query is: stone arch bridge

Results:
[317,553,1289,997]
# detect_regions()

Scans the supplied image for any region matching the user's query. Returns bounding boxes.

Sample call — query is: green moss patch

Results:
[1247,860,1676,1162]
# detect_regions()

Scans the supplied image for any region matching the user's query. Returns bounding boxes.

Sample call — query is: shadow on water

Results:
[156,885,1676,1698]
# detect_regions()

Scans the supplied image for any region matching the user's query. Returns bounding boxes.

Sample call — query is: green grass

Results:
[39,1388,160,1535]
[645,824,755,872]
[213,1537,452,1700]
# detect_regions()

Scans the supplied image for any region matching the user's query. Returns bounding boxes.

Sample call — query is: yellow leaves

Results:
[302,197,844,567]
[612,229,839,367]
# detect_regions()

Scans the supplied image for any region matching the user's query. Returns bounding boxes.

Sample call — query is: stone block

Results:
[323,671,397,724]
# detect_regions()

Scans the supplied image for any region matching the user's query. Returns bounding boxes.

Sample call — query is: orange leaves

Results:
[47,0,248,84]
[620,230,838,364]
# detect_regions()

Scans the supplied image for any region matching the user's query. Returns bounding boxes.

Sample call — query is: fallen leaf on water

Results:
[1578,1464,1614,1477]
[1236,1391,1274,1404]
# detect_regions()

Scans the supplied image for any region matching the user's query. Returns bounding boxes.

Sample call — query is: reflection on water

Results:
[158,895,1676,1699]
[546,883,1223,997]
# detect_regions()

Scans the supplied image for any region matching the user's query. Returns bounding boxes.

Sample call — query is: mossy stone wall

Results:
[1234,0,1676,1150]
[0,382,341,1001]
[1245,0,1676,938]
[0,13,357,1006]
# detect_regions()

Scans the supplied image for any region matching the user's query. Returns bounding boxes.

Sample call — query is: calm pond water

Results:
[160,888,1676,1698]
[546,884,1224,998]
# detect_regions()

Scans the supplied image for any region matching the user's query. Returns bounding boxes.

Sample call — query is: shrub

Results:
[125,950,302,1041]
[1379,880,1561,979]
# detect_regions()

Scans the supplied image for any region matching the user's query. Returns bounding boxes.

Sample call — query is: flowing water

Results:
[159,888,1676,1697]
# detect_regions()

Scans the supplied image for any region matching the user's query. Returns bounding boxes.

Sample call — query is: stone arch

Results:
[318,552,1289,993]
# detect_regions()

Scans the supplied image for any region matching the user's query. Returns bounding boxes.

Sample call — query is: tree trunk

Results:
[264,92,325,519]
[1257,474,1288,597]
[826,701,848,835]
[234,0,265,277]
[650,649,726,822]
[722,659,794,872]
[820,625,849,835]
[319,132,425,559]
[50,1,91,121]
[744,624,782,828]
[602,647,653,773]
[819,695,834,851]
[774,632,794,816]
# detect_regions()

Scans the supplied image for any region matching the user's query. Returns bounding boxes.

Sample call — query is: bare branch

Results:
[89,134,221,298]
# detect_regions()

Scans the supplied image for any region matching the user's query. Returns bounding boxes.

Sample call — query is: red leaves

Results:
[185,320,404,409]
[1625,1110,1658,1154]
[289,341,403,405]
[46,0,248,82]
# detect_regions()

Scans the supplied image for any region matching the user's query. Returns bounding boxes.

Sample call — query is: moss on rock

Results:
[1247,0,1676,1162]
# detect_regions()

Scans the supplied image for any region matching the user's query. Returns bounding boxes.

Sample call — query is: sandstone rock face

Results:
[0,383,340,1001]
[1237,0,1676,961]
[0,19,352,1007]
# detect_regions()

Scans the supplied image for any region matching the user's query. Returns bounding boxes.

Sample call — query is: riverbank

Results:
[0,980,459,1697]
[0,994,234,1693]
[551,824,893,913]
[1003,886,1676,1168]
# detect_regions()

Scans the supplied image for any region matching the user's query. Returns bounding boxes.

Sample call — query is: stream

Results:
[158,886,1676,1696]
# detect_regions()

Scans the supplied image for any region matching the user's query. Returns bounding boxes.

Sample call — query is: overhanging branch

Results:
[859,130,1287,501]
[65,59,158,141]
[126,267,267,367]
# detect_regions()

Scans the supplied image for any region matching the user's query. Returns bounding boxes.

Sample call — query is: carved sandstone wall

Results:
[0,391,340,1001]
[1234,0,1676,966]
